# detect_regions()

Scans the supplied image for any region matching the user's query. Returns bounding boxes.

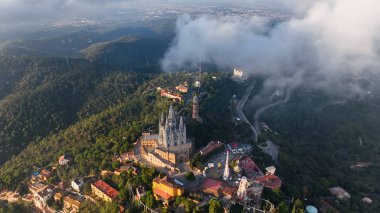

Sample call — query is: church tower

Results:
[192,94,202,122]
[223,150,230,181]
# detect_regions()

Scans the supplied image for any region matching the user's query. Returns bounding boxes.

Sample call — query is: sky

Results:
[161,0,380,98]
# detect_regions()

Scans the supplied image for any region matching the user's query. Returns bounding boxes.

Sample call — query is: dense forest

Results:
[245,79,380,212]
[0,56,242,194]
[0,56,156,165]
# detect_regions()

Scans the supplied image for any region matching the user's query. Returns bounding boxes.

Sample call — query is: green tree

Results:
[185,171,196,181]
[145,191,155,208]
[278,201,289,213]
[209,199,223,213]
[291,199,304,213]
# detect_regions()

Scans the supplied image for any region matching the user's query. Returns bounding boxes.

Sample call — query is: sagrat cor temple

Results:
[140,106,192,168]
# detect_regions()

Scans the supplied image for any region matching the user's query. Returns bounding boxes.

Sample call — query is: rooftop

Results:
[39,169,51,178]
[200,141,224,156]
[201,178,223,192]
[153,176,179,189]
[37,186,53,198]
[153,188,172,200]
[255,175,282,189]
[92,180,119,199]
[239,156,263,178]
[64,195,82,207]
[142,134,160,140]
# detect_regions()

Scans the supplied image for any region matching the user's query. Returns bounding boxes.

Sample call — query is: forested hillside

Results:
[0,56,155,165]
[247,81,380,212]
[0,69,242,193]
[81,35,170,70]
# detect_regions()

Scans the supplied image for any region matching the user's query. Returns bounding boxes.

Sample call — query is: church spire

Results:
[167,105,175,123]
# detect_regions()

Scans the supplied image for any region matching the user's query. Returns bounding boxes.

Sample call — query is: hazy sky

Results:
[0,0,290,25]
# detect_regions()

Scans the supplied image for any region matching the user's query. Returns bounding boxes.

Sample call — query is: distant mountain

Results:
[81,35,170,70]
[0,23,174,58]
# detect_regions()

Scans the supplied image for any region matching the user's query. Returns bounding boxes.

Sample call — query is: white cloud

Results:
[161,0,380,96]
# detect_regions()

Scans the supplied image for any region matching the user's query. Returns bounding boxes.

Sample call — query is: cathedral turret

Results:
[159,106,187,148]
[168,105,175,125]
[179,116,184,128]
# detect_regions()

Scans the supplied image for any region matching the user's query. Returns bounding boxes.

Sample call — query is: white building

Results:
[71,179,84,192]
[233,68,247,80]
[58,155,71,165]
[329,187,351,200]
[265,166,276,175]
[33,186,53,209]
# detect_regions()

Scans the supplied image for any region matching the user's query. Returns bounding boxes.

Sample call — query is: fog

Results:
[161,0,380,97]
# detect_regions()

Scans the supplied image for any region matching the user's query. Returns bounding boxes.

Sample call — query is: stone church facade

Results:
[140,106,192,166]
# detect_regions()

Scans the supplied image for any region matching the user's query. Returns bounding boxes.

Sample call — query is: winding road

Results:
[236,80,292,143]
[254,88,292,134]
[236,80,258,141]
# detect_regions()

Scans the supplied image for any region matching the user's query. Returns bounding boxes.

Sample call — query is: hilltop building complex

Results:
[140,106,192,168]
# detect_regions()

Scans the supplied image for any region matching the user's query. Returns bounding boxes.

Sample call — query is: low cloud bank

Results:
[161,0,380,97]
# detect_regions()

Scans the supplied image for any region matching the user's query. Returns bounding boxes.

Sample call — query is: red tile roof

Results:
[153,188,172,200]
[202,178,223,191]
[222,185,236,196]
[239,156,263,178]
[230,142,240,149]
[255,175,282,189]
[200,141,224,156]
[92,180,119,199]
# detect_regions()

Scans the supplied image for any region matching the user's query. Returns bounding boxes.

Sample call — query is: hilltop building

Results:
[140,106,192,167]
[152,176,184,204]
[233,68,247,80]
[175,84,188,93]
[160,89,183,102]
[192,94,203,123]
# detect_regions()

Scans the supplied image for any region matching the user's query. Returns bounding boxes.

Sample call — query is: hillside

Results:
[81,35,170,70]
[0,71,242,191]
[0,56,155,165]
[245,80,380,212]
[0,22,175,58]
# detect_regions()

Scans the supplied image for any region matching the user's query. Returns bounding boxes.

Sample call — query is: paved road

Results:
[253,88,292,134]
[236,80,258,142]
